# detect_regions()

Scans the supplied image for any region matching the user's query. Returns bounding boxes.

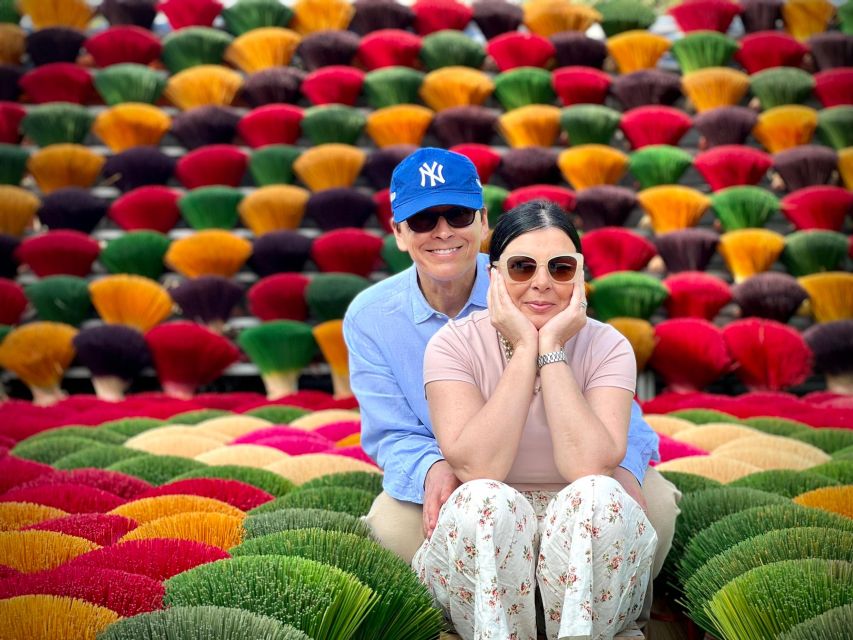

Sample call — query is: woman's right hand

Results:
[488,268,538,350]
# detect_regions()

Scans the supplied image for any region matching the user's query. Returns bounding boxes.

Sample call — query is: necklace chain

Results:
[498,333,541,394]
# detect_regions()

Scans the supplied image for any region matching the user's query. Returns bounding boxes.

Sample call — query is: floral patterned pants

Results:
[412,475,658,640]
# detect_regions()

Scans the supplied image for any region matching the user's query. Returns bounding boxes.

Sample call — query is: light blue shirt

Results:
[343,254,660,504]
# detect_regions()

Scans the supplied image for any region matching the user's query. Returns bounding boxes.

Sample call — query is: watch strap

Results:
[537,350,567,369]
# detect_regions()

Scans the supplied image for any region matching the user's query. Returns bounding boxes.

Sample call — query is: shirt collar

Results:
[410,253,490,324]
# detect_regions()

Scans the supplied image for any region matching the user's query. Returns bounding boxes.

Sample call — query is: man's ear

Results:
[391,221,409,252]
[480,208,489,231]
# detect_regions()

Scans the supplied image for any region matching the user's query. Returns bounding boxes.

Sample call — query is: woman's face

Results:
[497,227,579,330]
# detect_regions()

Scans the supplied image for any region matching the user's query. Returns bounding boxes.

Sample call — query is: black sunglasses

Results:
[405,206,478,233]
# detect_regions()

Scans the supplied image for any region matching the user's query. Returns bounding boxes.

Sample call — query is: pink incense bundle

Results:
[0,279,26,325]
[139,477,273,511]
[83,26,162,67]
[241,434,332,455]
[656,433,709,463]
[412,0,473,34]
[668,0,742,32]
[301,66,365,106]
[144,321,241,399]
[722,318,813,391]
[175,145,249,189]
[0,483,126,514]
[0,565,164,617]
[649,318,732,391]
[781,186,853,231]
[108,186,181,233]
[311,228,383,277]
[663,271,732,320]
[158,0,223,29]
[0,103,25,144]
[26,513,138,546]
[15,231,100,277]
[357,29,422,70]
[620,106,693,149]
[734,31,809,74]
[66,538,229,581]
[248,273,310,322]
[19,63,94,104]
[0,456,52,494]
[17,468,151,500]
[486,32,555,71]
[449,144,501,184]
[814,68,853,108]
[552,67,611,106]
[238,105,303,148]
[694,145,773,191]
[582,228,657,278]
[504,185,576,212]
[233,425,331,445]
[313,420,361,442]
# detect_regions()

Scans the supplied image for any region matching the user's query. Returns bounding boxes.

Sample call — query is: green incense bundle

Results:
[808,460,853,484]
[0,144,28,185]
[840,0,853,34]
[275,486,375,518]
[597,0,656,37]
[482,184,509,228]
[174,465,295,498]
[671,31,739,73]
[169,409,231,425]
[178,186,243,230]
[706,559,853,640]
[244,507,372,539]
[232,528,444,640]
[588,272,669,322]
[677,503,853,590]
[362,67,425,109]
[750,67,815,110]
[25,426,123,447]
[12,435,106,464]
[106,454,207,486]
[628,145,693,189]
[301,471,384,496]
[792,427,853,454]
[781,230,849,277]
[817,106,853,150]
[221,0,294,35]
[100,606,310,640]
[0,0,19,23]
[742,415,812,436]
[301,104,366,146]
[560,104,622,146]
[305,273,371,321]
[237,320,317,400]
[710,186,780,231]
[164,555,377,640]
[658,471,722,495]
[161,27,234,74]
[24,275,92,326]
[670,408,743,424]
[245,404,309,423]
[93,64,168,106]
[729,469,841,498]
[98,417,165,439]
[99,231,171,280]
[249,145,302,186]
[685,529,853,635]
[420,29,486,71]
[381,234,412,274]
[493,67,556,111]
[832,447,853,461]
[21,103,95,146]
[779,604,853,640]
[53,444,148,470]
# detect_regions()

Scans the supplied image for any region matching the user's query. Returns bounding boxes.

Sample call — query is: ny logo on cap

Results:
[419,161,445,187]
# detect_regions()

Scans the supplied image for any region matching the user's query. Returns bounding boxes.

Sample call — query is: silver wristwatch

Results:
[537,350,567,369]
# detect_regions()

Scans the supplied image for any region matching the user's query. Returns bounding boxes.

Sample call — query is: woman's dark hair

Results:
[488,200,582,263]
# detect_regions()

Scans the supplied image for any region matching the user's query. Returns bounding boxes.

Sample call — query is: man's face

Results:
[392,205,489,284]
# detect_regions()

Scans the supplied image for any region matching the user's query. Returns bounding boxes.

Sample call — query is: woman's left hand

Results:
[538,277,588,352]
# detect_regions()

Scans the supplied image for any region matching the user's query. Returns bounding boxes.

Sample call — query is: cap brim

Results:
[393,191,485,223]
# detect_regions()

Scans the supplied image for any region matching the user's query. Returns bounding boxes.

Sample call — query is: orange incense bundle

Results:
[582,228,656,278]
[798,272,853,323]
[717,228,785,283]
[752,105,818,153]
[89,274,173,332]
[557,145,628,190]
[311,229,383,277]
[649,318,732,392]
[637,186,711,234]
[313,319,351,399]
[606,31,670,74]
[681,67,750,113]
[0,322,77,405]
[166,231,252,278]
[145,321,240,399]
[722,318,813,391]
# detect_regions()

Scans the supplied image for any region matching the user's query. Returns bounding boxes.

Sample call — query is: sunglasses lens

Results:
[446,209,476,228]
[505,256,537,282]
[549,256,577,282]
[406,207,476,233]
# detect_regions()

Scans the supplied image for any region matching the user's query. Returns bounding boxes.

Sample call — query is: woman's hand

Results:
[538,277,588,353]
[488,268,538,350]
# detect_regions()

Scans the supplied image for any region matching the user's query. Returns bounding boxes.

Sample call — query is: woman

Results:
[414,201,657,640]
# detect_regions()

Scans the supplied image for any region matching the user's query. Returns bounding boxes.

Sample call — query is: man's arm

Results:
[615,400,660,510]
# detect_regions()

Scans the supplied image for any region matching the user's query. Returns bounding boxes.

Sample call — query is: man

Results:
[343,147,680,626]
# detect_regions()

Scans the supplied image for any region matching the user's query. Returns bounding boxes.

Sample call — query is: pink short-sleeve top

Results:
[423,309,637,491]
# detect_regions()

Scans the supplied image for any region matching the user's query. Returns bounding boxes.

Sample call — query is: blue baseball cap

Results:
[389,147,484,223]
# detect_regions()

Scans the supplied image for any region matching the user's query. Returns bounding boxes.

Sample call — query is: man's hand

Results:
[423,460,461,539]
[613,466,647,512]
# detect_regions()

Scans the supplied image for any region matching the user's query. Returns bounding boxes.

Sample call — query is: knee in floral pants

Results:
[412,476,658,640]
